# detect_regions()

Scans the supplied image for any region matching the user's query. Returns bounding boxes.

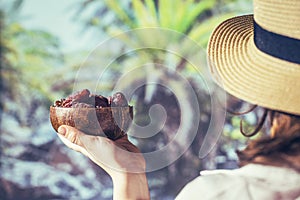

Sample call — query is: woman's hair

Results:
[237,110,300,172]
[269,111,300,137]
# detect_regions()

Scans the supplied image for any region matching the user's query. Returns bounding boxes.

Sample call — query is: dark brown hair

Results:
[237,110,300,172]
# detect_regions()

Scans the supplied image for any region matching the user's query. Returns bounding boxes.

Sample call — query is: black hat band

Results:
[254,20,300,64]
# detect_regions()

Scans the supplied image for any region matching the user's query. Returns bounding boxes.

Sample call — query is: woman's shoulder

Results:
[175,164,300,200]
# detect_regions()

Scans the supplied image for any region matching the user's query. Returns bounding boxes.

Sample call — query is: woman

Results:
[56,0,300,199]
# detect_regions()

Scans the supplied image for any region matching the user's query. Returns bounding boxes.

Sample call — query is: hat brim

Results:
[208,15,300,115]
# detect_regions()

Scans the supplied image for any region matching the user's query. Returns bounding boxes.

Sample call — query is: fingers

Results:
[58,125,84,147]
[57,133,85,153]
[57,125,112,155]
[57,125,88,154]
[57,125,139,154]
[56,125,146,173]
[57,125,115,156]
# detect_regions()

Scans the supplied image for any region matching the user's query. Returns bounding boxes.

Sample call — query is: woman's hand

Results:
[57,125,150,200]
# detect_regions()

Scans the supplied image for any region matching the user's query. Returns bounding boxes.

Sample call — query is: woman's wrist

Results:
[112,172,150,200]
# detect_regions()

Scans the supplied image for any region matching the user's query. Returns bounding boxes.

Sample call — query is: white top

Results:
[176,164,300,200]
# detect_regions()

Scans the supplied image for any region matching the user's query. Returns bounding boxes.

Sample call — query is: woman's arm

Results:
[112,172,149,200]
[57,125,150,200]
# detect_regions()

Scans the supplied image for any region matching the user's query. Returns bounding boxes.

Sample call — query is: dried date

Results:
[108,92,128,107]
[72,102,94,108]
[53,89,128,108]
[66,89,90,103]
[89,94,109,108]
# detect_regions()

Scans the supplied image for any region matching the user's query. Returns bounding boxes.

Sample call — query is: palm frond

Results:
[104,0,134,28]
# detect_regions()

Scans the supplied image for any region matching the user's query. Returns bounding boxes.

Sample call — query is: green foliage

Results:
[74,0,245,101]
[77,0,244,44]
[1,1,66,125]
[2,23,63,98]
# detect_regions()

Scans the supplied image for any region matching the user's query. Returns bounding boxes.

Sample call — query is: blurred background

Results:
[0,0,259,199]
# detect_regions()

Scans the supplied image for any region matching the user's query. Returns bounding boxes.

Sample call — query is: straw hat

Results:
[208,0,300,115]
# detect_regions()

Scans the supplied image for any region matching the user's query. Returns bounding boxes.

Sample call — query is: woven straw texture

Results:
[254,0,300,39]
[208,12,300,115]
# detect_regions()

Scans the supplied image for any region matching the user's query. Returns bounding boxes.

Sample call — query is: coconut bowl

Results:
[50,106,133,140]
